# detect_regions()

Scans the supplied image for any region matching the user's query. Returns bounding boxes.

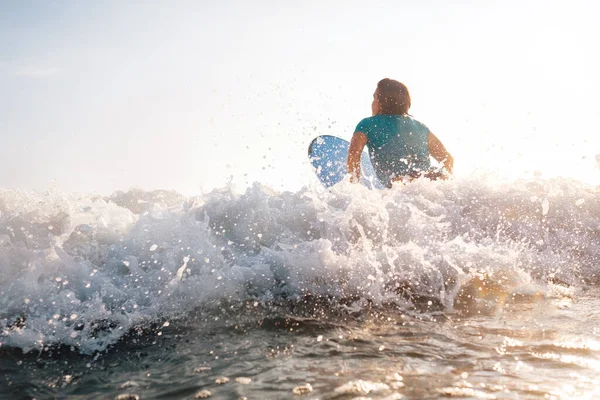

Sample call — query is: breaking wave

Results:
[0,174,598,354]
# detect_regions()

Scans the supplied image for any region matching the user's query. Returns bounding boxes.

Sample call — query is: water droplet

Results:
[235,377,252,385]
[541,198,550,216]
[292,383,313,395]
[194,390,212,399]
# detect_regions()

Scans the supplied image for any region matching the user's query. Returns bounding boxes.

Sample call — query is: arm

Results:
[428,132,454,174]
[347,132,368,183]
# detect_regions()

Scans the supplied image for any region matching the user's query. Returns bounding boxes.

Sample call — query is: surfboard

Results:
[308,135,384,189]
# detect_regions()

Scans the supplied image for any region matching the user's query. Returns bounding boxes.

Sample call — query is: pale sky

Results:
[1,0,599,195]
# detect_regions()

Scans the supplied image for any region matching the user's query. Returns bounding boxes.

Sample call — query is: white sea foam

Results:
[0,174,598,354]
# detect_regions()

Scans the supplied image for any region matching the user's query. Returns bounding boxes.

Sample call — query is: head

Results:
[371,78,411,116]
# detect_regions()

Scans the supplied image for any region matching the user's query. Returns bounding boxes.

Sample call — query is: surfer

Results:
[347,78,454,188]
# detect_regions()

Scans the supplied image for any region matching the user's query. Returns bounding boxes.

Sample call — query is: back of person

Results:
[355,114,431,187]
[347,78,454,188]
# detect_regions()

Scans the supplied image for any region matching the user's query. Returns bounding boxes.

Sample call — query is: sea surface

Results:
[1,175,599,399]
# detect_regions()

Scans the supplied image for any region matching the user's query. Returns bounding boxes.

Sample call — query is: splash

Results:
[0,174,598,354]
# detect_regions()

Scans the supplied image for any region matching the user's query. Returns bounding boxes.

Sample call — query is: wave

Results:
[0,175,598,354]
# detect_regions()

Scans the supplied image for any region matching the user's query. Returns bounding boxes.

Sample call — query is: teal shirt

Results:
[355,115,431,186]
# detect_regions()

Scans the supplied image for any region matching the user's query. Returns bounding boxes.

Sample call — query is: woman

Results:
[347,78,453,188]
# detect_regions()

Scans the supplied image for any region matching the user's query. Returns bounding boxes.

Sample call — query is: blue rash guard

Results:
[354,115,431,187]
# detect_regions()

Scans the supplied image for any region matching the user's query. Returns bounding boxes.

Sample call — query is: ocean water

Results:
[1,175,599,399]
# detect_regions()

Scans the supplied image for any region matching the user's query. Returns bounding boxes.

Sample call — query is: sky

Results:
[1,0,599,195]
